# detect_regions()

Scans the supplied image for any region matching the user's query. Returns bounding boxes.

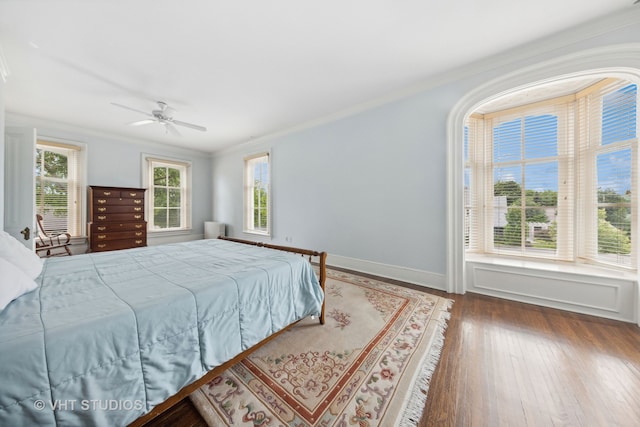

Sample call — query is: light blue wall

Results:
[213,15,640,278]
[0,78,4,227]
[5,114,212,241]
[213,85,460,274]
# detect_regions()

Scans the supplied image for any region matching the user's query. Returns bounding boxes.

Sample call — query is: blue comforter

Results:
[0,239,324,426]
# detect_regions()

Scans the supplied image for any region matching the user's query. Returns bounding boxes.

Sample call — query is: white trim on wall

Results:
[447,43,640,324]
[0,42,9,83]
[328,253,446,291]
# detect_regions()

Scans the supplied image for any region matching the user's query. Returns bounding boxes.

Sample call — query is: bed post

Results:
[319,251,327,325]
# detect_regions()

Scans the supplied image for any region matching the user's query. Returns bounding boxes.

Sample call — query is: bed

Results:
[0,237,326,427]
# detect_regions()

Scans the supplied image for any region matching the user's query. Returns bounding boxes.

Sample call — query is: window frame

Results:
[142,154,192,234]
[243,152,271,237]
[35,138,87,238]
[466,78,638,271]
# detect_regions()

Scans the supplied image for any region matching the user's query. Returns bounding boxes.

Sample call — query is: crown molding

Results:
[214,7,640,157]
[0,42,9,83]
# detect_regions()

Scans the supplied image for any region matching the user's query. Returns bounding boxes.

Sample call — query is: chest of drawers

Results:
[88,186,147,252]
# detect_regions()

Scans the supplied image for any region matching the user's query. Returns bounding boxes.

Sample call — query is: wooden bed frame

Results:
[130,236,327,427]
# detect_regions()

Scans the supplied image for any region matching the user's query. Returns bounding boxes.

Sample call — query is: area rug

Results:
[189,269,453,426]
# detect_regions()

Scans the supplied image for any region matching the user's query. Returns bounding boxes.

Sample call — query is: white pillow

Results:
[0,230,43,279]
[0,257,38,311]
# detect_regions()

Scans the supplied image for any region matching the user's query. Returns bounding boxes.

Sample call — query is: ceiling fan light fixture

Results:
[112,100,207,135]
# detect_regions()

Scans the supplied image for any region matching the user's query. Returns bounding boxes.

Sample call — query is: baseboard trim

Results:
[327,254,446,291]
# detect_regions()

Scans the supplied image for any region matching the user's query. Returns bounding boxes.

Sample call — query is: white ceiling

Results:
[0,0,635,153]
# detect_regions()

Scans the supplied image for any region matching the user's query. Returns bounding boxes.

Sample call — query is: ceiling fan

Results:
[111,101,207,136]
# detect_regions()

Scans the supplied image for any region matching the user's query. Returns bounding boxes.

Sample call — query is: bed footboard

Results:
[218,236,327,324]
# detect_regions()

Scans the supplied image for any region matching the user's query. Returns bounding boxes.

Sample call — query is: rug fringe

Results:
[398,299,453,427]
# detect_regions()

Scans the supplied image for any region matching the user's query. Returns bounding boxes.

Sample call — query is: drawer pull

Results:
[97,226,106,231]
[135,224,143,229]
[134,199,142,204]
[135,232,143,237]
[97,235,107,239]
[97,244,107,249]
[135,240,143,244]
[134,207,142,212]
[97,199,107,204]
[98,207,107,212]
[103,191,111,196]
[129,192,138,197]
[97,215,107,220]
[134,214,142,219]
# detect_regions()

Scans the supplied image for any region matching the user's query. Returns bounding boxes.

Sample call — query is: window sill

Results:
[242,230,271,240]
[148,228,192,237]
[465,253,637,281]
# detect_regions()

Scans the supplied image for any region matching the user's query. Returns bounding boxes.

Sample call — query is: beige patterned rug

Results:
[190,269,452,426]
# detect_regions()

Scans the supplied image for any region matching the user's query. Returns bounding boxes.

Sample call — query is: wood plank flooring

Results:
[144,274,640,427]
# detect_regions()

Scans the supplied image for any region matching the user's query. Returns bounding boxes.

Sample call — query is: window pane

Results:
[167,167,181,187]
[597,148,632,262]
[168,189,181,207]
[598,208,631,262]
[168,208,181,228]
[494,166,522,249]
[494,166,522,204]
[597,149,632,200]
[36,149,43,176]
[493,118,521,162]
[496,207,523,249]
[154,188,167,207]
[154,208,167,229]
[464,167,470,190]
[524,114,558,159]
[524,162,558,252]
[42,151,68,178]
[154,167,167,186]
[602,84,637,145]
[464,125,469,162]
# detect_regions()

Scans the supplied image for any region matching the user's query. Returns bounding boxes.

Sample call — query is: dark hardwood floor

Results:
[145,276,640,427]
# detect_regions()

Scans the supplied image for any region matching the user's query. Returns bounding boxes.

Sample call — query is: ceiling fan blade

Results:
[172,119,207,132]
[111,102,153,116]
[129,119,157,126]
[165,123,181,136]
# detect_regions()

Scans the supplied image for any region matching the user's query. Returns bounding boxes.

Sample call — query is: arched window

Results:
[464,76,638,269]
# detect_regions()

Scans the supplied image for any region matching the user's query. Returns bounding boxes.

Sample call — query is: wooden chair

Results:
[35,214,72,257]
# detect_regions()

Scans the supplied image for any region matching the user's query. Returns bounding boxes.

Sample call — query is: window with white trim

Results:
[243,152,270,235]
[35,140,86,237]
[144,156,192,231]
[466,77,638,270]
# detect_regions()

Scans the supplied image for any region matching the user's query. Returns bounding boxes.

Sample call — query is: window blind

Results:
[243,153,270,235]
[464,117,482,251]
[466,77,638,271]
[486,103,572,260]
[35,140,83,237]
[577,81,637,268]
